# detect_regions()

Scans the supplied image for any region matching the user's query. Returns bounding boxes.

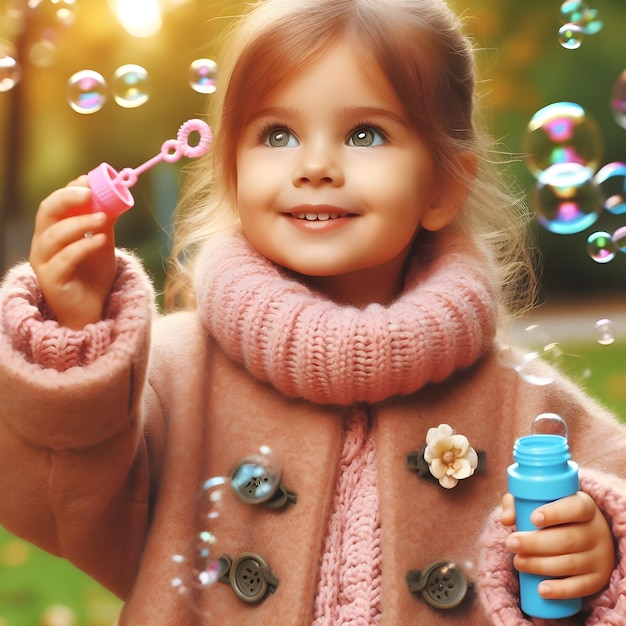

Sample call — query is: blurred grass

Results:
[0,531,122,626]
[561,341,626,422]
[0,340,625,625]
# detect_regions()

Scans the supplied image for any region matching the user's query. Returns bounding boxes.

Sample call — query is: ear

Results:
[420,151,478,232]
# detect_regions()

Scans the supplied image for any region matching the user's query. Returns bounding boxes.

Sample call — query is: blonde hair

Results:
[165,0,537,317]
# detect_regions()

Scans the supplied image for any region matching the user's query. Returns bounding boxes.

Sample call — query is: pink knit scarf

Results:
[194,230,498,405]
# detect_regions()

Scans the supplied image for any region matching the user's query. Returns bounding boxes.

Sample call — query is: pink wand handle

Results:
[86,119,212,219]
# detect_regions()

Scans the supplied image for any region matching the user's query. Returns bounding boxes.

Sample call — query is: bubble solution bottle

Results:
[507,431,581,619]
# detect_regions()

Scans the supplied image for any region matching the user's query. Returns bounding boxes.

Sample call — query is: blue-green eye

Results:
[348,126,386,147]
[265,127,299,147]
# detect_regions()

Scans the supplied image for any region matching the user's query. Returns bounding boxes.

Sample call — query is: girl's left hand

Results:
[501,491,615,599]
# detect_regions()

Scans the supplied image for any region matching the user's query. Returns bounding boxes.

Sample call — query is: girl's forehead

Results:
[248,42,386,108]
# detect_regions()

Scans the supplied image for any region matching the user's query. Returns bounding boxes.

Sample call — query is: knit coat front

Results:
[1,231,626,625]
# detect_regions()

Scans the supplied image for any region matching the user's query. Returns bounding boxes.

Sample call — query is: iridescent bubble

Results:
[191,556,228,589]
[571,8,603,36]
[594,318,616,345]
[0,55,21,92]
[514,324,558,386]
[523,102,603,178]
[112,64,150,108]
[612,226,626,252]
[532,162,602,234]
[171,576,187,594]
[66,69,107,114]
[29,39,56,68]
[231,447,280,504]
[560,0,588,23]
[587,231,616,263]
[201,475,228,521]
[196,530,217,559]
[558,23,584,50]
[53,0,78,27]
[611,70,626,130]
[594,162,626,214]
[532,412,569,438]
[189,58,217,94]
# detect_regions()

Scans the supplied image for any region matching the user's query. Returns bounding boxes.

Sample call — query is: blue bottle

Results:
[507,433,581,619]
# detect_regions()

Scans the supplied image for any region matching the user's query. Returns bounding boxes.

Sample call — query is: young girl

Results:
[1,0,625,624]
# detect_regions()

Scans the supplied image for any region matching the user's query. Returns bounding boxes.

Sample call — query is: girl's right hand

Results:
[29,176,117,330]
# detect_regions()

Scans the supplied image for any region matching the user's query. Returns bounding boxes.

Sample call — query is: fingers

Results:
[530,491,595,529]
[512,546,593,577]
[34,184,92,234]
[506,493,615,599]
[509,532,610,599]
[506,521,595,558]
[538,573,605,600]
[31,211,109,270]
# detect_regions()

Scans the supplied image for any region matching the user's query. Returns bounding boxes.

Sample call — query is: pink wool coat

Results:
[1,232,626,625]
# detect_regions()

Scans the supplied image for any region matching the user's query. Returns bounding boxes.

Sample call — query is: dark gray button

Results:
[220,552,280,604]
[407,562,469,610]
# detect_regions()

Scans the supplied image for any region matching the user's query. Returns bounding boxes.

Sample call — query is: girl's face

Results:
[235,43,451,305]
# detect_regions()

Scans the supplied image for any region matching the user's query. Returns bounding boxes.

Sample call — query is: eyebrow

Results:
[338,106,408,127]
[248,105,408,127]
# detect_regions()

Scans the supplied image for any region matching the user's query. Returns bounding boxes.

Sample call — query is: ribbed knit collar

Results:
[195,230,498,405]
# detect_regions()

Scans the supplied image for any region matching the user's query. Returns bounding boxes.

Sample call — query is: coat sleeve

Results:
[0,251,158,598]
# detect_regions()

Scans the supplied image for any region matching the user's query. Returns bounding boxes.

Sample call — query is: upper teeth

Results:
[295,213,340,221]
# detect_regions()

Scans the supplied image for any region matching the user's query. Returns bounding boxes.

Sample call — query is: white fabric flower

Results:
[423,424,478,489]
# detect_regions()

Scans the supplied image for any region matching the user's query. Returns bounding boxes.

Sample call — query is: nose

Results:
[292,143,344,188]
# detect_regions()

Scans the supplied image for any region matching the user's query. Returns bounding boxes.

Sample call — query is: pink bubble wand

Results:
[87,119,212,218]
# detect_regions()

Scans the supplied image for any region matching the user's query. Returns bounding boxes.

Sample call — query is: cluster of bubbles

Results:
[65,59,217,114]
[524,94,626,264]
[507,316,619,390]
[558,0,603,50]
[0,1,218,112]
[0,0,79,93]
[508,1,624,393]
[169,446,277,618]
[522,3,626,271]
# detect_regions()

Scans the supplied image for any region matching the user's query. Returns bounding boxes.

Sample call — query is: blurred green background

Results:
[1,0,625,624]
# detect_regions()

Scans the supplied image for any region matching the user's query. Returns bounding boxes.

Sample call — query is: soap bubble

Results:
[513,324,559,386]
[594,318,616,345]
[558,23,584,50]
[560,1,603,35]
[169,476,231,617]
[611,70,626,130]
[200,475,228,522]
[0,55,21,92]
[594,162,626,214]
[66,69,107,114]
[587,231,617,263]
[560,0,588,23]
[574,8,603,36]
[112,64,150,108]
[532,413,569,439]
[511,324,591,387]
[523,102,603,178]
[231,447,280,504]
[52,0,78,27]
[29,39,56,68]
[189,58,217,94]
[532,163,602,234]
[29,0,77,27]
[612,226,626,252]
